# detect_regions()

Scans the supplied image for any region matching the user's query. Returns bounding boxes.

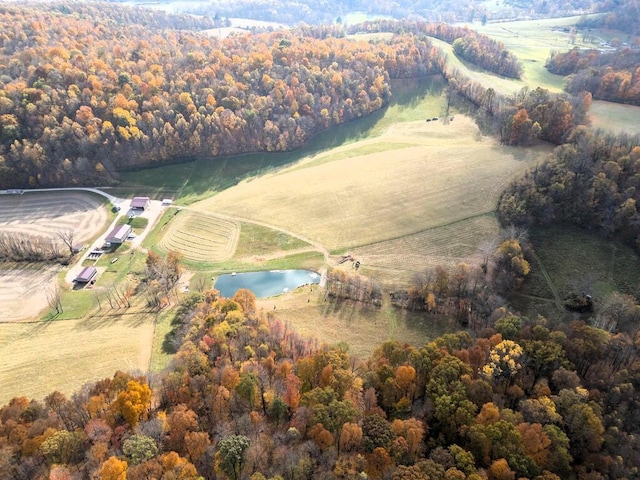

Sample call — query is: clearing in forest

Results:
[194,115,552,278]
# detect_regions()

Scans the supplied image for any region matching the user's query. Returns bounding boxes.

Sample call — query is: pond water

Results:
[214,269,321,298]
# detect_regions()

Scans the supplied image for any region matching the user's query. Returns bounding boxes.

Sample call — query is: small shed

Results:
[105,224,132,244]
[131,196,151,210]
[75,266,97,283]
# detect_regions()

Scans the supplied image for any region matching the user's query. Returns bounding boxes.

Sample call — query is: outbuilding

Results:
[105,224,132,244]
[75,266,97,283]
[131,196,151,210]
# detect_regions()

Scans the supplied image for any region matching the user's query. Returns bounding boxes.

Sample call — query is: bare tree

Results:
[46,286,63,315]
[193,275,208,292]
[478,238,499,273]
[57,229,75,257]
[500,225,529,243]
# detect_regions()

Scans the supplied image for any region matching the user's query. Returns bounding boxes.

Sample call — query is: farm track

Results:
[529,250,563,310]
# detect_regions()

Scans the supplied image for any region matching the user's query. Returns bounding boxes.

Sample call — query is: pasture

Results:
[255,288,459,359]
[193,115,551,284]
[522,227,640,300]
[0,314,155,406]
[472,16,640,134]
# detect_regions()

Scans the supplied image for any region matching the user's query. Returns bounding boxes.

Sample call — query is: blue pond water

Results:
[214,269,321,298]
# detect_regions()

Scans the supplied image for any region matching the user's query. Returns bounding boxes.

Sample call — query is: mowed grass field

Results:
[0,314,155,406]
[521,227,640,300]
[157,209,240,263]
[193,115,552,284]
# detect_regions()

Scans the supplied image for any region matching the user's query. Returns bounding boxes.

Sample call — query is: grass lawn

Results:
[589,100,640,136]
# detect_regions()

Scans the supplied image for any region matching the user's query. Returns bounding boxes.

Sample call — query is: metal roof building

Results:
[105,224,132,244]
[74,266,97,283]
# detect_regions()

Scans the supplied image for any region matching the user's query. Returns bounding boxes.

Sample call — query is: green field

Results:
[512,226,640,318]
[116,76,447,202]
[470,17,640,134]
[530,227,640,298]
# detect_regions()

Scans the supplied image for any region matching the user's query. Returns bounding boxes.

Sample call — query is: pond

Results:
[214,269,321,298]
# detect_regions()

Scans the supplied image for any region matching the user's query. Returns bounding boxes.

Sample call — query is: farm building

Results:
[130,196,151,210]
[105,224,132,244]
[74,266,97,283]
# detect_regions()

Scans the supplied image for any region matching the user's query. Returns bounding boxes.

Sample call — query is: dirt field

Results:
[0,191,110,322]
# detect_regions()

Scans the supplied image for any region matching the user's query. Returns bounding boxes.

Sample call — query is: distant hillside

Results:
[109,0,616,25]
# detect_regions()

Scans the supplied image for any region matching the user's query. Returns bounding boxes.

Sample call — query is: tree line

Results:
[2,3,476,189]
[577,1,640,36]
[342,20,522,79]
[546,48,640,106]
[498,127,640,252]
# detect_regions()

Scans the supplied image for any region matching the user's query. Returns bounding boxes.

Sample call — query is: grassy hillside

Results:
[192,115,551,284]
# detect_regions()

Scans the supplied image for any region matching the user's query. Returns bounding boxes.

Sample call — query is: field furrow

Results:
[157,211,240,262]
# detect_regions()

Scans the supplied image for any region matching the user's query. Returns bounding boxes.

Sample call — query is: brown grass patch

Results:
[0,313,154,405]
[256,288,458,359]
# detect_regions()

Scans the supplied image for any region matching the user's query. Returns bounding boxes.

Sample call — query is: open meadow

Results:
[256,288,458,359]
[0,314,155,406]
[513,226,640,320]
[469,16,640,134]
[192,115,552,285]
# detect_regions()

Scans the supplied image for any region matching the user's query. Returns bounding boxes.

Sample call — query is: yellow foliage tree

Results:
[111,380,151,427]
[99,456,128,480]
